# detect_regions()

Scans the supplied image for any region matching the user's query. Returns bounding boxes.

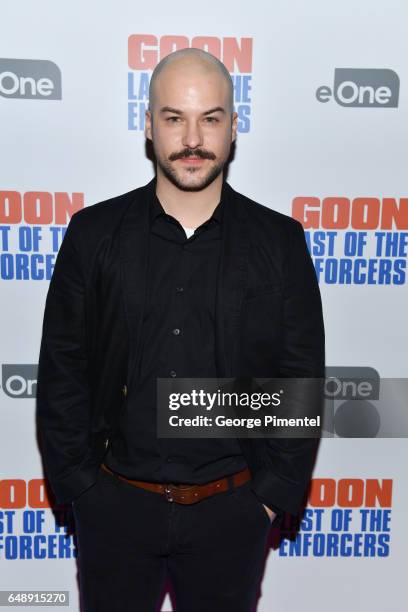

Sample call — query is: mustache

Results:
[168,148,216,161]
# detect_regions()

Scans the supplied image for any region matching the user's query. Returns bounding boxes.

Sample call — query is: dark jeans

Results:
[72,465,271,612]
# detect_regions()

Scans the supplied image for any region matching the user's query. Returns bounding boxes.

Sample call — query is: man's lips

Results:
[178,157,205,164]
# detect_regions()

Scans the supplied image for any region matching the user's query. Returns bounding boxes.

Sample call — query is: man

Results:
[36,48,325,612]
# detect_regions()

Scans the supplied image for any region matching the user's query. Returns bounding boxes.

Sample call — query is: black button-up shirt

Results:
[104,183,248,484]
[103,183,283,519]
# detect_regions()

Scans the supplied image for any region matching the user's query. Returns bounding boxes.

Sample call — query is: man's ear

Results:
[231,111,238,143]
[145,109,152,141]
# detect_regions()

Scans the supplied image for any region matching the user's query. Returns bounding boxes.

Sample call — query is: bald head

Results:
[148,48,234,114]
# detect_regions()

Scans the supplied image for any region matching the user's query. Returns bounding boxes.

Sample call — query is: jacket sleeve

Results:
[36,213,99,506]
[251,219,325,524]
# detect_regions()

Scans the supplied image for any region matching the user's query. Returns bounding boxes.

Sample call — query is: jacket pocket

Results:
[243,282,282,301]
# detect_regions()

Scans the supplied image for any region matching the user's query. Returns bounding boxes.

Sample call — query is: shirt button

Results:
[172,328,181,335]
[167,457,173,463]
[176,286,184,293]
[170,370,177,377]
[122,384,127,397]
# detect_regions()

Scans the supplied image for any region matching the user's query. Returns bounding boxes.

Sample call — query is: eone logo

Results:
[0,58,62,100]
[316,68,399,108]
[1,365,38,398]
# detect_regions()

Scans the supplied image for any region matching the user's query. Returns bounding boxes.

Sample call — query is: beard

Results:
[154,145,228,192]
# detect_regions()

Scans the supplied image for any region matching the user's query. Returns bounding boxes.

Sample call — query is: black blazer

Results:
[36,177,325,526]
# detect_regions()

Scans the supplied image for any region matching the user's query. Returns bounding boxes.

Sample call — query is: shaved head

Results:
[149,48,234,114]
[145,47,238,193]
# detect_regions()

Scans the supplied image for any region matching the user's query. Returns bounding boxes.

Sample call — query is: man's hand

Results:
[262,504,277,523]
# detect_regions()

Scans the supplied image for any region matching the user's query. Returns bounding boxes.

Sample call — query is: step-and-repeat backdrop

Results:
[1,1,407,610]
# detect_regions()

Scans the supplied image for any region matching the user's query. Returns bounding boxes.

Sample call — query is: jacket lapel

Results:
[119,179,153,388]
[119,178,251,386]
[215,182,250,377]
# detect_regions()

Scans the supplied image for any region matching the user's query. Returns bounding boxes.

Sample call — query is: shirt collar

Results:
[149,182,225,227]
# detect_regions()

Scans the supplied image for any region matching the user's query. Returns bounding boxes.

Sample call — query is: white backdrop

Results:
[1,1,407,610]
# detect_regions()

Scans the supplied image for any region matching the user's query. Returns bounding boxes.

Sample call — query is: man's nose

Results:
[181,120,203,149]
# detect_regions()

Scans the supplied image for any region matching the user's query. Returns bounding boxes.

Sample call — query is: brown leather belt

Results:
[100,463,251,504]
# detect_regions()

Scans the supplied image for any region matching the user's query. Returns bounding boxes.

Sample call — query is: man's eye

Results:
[167,116,181,122]
[204,117,219,123]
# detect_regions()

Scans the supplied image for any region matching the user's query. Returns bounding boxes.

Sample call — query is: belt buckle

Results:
[164,484,174,502]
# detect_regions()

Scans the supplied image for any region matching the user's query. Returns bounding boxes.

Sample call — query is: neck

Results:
[155,170,223,228]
